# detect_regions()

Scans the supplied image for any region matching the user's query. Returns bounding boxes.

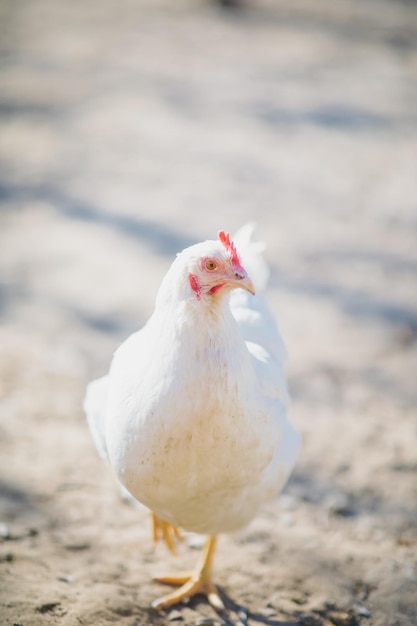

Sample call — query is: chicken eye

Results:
[205,260,217,271]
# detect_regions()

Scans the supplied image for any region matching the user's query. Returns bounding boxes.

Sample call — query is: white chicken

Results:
[84,225,300,610]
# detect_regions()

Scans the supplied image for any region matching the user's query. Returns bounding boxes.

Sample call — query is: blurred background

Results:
[0,1,416,625]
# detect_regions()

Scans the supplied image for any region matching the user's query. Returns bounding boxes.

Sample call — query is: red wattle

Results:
[188,273,201,299]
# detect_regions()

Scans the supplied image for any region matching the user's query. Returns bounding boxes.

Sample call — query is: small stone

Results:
[258,607,277,617]
[237,606,249,625]
[195,618,217,626]
[168,609,184,621]
[352,604,371,618]
[291,591,307,605]
[327,610,357,626]
[0,523,10,539]
[187,533,205,550]
[36,602,61,614]
[57,575,73,583]
[326,493,354,518]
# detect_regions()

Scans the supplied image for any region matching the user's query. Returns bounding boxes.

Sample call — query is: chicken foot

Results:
[151,535,224,610]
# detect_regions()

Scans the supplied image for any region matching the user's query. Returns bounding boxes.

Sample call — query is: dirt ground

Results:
[1,1,417,625]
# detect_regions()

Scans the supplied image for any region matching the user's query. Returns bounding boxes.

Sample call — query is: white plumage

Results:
[84,225,300,608]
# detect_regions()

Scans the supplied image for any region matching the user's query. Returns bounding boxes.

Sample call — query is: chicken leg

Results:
[151,535,224,610]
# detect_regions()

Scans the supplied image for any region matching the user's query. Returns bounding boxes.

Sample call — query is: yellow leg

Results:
[151,513,182,555]
[151,535,224,610]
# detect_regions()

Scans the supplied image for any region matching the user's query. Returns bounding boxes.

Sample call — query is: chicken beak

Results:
[233,272,256,295]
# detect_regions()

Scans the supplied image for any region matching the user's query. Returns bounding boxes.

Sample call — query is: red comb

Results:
[217,230,242,269]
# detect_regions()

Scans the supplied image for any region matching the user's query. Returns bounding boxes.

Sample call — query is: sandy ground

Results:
[1,1,417,625]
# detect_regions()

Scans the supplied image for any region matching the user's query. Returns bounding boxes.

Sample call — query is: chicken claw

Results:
[151,536,224,610]
[151,513,182,555]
